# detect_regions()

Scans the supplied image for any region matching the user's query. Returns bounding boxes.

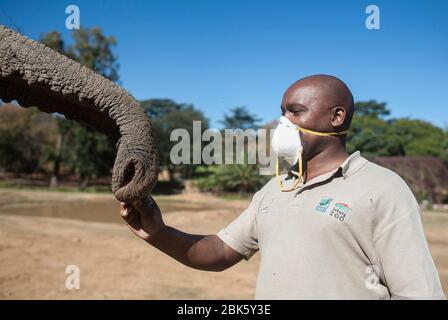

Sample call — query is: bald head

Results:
[281,74,354,132]
[280,74,354,160]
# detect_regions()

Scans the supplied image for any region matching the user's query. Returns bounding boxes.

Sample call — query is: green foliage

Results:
[141,99,181,118]
[0,128,39,173]
[151,179,185,195]
[195,106,268,193]
[0,105,54,173]
[140,99,209,179]
[347,100,447,158]
[415,190,429,204]
[220,106,261,130]
[346,114,404,157]
[442,193,448,204]
[353,100,390,118]
[392,118,446,157]
[40,31,65,53]
[194,164,269,194]
[41,27,119,82]
[67,27,119,82]
[63,123,116,181]
[442,133,448,162]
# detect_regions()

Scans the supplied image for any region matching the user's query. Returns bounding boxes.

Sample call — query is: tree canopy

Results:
[220,106,261,130]
[140,99,209,180]
[347,100,447,160]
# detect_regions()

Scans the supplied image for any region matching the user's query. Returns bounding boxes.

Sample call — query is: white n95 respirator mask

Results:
[271,116,303,166]
[271,116,349,192]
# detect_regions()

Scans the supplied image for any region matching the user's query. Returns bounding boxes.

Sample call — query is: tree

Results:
[140,99,209,180]
[195,163,268,194]
[66,27,119,82]
[346,100,446,158]
[442,128,448,162]
[220,106,261,130]
[346,113,404,157]
[0,104,56,174]
[195,106,270,193]
[141,99,181,118]
[64,124,116,188]
[42,117,71,187]
[353,100,390,118]
[40,31,65,54]
[392,118,446,157]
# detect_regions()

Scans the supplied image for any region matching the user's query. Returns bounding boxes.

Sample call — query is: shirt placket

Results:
[289,169,341,207]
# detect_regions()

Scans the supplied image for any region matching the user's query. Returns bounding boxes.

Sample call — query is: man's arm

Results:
[120,197,244,272]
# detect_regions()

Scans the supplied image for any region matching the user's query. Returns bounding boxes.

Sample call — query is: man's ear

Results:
[330,106,346,129]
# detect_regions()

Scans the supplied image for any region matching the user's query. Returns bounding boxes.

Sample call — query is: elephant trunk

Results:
[0,25,158,203]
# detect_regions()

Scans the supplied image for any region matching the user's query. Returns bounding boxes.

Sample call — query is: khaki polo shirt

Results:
[216,151,445,300]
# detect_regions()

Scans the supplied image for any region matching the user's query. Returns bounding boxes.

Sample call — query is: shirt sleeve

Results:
[374,203,446,300]
[216,190,262,261]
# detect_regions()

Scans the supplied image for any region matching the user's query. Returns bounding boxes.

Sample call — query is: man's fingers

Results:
[120,198,157,242]
[121,202,131,209]
[120,205,135,223]
[124,210,140,227]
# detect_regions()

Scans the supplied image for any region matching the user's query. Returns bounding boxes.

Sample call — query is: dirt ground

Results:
[0,189,447,299]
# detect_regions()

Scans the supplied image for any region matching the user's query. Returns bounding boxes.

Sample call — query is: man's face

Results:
[280,84,333,159]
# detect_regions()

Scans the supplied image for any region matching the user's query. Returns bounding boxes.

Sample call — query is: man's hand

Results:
[120,196,165,242]
[119,196,244,271]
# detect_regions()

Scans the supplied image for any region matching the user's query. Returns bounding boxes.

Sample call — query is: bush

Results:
[194,164,270,194]
[151,179,184,195]
[442,193,448,205]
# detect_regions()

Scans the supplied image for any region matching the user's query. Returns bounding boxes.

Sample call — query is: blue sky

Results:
[1,0,447,128]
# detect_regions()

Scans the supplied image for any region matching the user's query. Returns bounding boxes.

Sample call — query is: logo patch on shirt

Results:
[328,202,352,222]
[314,196,333,213]
[260,198,274,214]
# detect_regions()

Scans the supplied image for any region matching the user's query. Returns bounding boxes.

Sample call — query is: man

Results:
[120,75,445,299]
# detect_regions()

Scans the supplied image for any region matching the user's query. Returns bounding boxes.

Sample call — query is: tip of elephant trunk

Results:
[112,158,158,203]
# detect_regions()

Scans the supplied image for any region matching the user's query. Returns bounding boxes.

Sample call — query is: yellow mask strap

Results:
[276,152,303,192]
[275,127,348,192]
[298,127,349,136]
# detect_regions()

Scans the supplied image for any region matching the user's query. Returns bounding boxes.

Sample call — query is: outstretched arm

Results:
[120,197,244,272]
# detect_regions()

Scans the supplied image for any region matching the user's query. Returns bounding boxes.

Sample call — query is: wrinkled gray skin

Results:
[0,25,159,203]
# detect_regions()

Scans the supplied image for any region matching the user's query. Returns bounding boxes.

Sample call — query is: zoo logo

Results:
[329,203,352,222]
[260,198,274,214]
[314,196,333,213]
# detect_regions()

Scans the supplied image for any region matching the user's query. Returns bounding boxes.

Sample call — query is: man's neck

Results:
[303,146,349,183]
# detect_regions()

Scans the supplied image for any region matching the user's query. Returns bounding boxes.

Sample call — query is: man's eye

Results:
[293,110,303,116]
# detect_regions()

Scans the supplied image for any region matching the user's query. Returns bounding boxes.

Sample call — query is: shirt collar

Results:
[288,150,368,183]
[339,151,368,178]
